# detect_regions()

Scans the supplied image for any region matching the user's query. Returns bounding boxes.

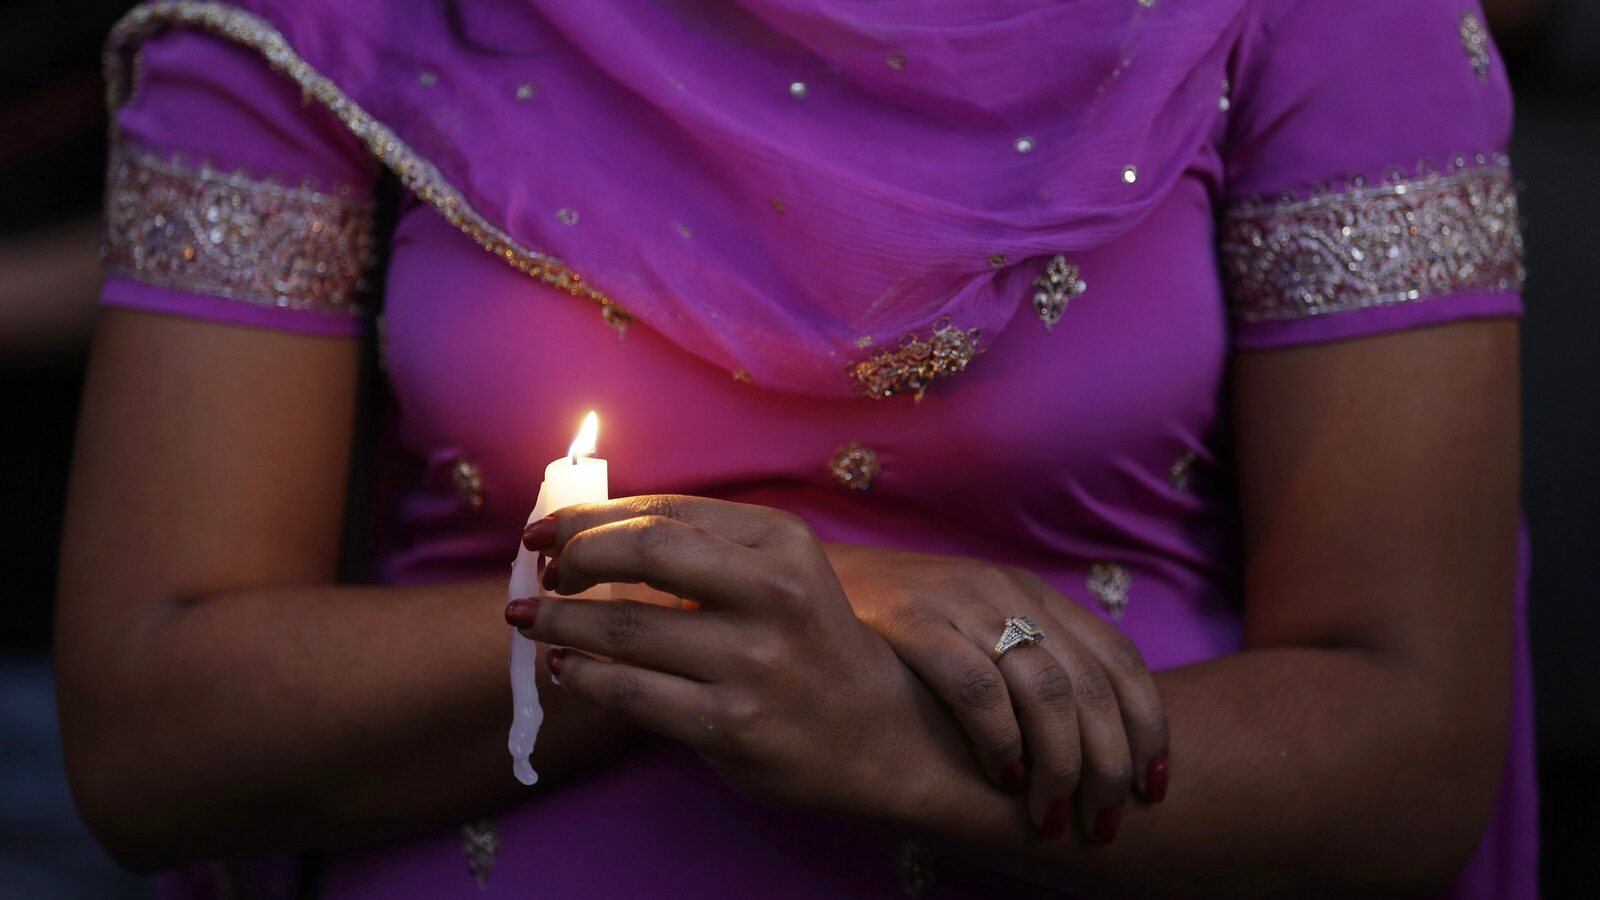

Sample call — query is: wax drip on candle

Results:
[509,411,608,786]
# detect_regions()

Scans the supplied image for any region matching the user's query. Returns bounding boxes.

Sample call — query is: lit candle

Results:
[508,411,608,786]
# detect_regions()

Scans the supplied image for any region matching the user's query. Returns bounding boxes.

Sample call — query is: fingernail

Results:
[1042,797,1072,840]
[1146,756,1168,804]
[546,648,566,682]
[505,598,539,627]
[1000,760,1026,794]
[523,515,558,551]
[541,556,560,591]
[1094,804,1123,845]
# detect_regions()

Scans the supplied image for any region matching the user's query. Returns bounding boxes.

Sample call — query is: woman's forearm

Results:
[57,577,636,870]
[888,645,1508,899]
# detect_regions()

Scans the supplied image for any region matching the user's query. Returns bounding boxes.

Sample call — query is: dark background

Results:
[1,2,1594,897]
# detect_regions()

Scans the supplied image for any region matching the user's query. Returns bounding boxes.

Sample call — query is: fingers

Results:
[546,648,720,747]
[993,642,1083,837]
[1059,655,1134,845]
[526,494,802,555]
[873,604,1025,787]
[518,595,735,682]
[544,514,766,609]
[1075,626,1170,805]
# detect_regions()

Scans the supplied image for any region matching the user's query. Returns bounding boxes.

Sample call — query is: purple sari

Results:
[101,1,1533,896]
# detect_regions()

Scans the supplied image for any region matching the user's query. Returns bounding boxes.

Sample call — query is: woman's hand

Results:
[510,495,965,823]
[826,544,1169,844]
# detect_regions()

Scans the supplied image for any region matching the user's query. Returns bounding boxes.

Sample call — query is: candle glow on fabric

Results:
[508,412,608,786]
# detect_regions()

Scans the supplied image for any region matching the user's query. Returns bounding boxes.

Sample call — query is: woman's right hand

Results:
[824,544,1169,845]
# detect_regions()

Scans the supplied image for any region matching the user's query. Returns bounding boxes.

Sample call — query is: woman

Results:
[57,0,1534,897]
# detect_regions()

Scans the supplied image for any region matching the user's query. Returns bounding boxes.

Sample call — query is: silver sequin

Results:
[788,81,808,99]
[515,82,536,101]
[886,50,907,70]
[556,207,579,225]
[1014,136,1036,153]
[418,71,438,87]
[1121,166,1138,184]
[1460,13,1491,82]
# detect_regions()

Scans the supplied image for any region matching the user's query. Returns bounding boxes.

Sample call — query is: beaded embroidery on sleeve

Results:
[103,142,377,314]
[1219,161,1524,323]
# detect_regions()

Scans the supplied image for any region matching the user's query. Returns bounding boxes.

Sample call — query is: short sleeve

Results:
[101,27,378,337]
[1219,0,1524,349]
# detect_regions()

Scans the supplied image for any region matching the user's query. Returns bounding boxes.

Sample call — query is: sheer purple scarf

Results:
[114,0,1246,396]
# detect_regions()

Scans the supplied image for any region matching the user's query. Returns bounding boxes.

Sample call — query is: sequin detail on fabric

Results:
[105,1,634,334]
[451,458,485,511]
[1087,563,1131,619]
[102,143,374,313]
[1219,164,1523,323]
[1460,12,1491,82]
[1032,254,1086,331]
[828,442,881,491]
[846,319,979,401]
[459,818,500,889]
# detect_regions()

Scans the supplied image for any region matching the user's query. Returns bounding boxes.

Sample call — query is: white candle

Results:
[508,411,609,786]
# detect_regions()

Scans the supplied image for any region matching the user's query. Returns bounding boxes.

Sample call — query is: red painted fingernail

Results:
[1146,756,1168,804]
[1042,797,1072,840]
[546,648,566,678]
[1000,760,1026,794]
[523,515,558,551]
[505,598,539,627]
[541,556,560,591]
[1094,804,1123,845]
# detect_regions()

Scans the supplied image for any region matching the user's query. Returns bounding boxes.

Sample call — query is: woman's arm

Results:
[55,310,634,870]
[526,318,1519,898]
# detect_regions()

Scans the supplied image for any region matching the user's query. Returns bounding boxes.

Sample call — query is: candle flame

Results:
[567,411,599,463]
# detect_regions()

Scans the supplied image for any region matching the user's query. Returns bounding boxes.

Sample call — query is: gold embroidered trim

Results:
[105,1,633,333]
[1220,164,1523,323]
[847,318,979,401]
[103,143,374,313]
[1087,562,1131,620]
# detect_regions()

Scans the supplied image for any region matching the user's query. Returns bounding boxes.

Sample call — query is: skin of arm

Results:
[525,318,1520,899]
[888,319,1521,897]
[55,310,638,869]
[61,307,1518,898]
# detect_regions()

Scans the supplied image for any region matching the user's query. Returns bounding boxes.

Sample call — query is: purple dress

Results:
[100,1,1533,897]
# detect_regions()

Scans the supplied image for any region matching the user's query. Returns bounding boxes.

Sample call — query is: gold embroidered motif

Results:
[450,458,485,511]
[1460,12,1491,82]
[894,840,938,897]
[1168,451,1198,493]
[102,143,374,313]
[459,818,500,889]
[847,318,979,401]
[828,442,881,491]
[105,1,634,335]
[1087,562,1131,620]
[1031,254,1086,331]
[1219,163,1523,323]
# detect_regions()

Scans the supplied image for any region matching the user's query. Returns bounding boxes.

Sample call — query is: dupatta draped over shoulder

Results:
[106,0,1247,397]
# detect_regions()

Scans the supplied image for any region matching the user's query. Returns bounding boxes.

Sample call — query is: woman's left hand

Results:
[513,494,962,821]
